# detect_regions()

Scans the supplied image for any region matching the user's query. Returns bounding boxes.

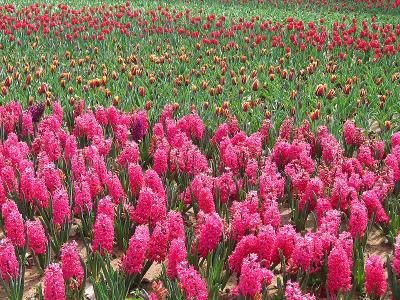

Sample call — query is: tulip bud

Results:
[139,86,146,97]
[252,79,259,91]
[327,89,336,100]
[145,101,152,111]
[269,74,275,81]
[315,84,326,97]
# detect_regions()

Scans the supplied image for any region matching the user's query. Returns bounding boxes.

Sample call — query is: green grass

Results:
[1,0,399,141]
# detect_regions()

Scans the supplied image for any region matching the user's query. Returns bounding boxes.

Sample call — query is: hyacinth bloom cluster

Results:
[147,221,168,263]
[92,213,114,255]
[0,238,19,281]
[2,200,26,248]
[348,200,368,238]
[26,220,48,255]
[285,281,316,300]
[194,212,223,257]
[52,187,71,225]
[236,254,273,298]
[167,238,187,280]
[327,245,352,295]
[176,262,208,300]
[60,241,84,286]
[365,255,387,297]
[44,263,66,300]
[122,225,150,275]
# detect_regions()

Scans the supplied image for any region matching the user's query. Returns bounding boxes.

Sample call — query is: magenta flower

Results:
[60,240,84,285]
[237,254,273,298]
[343,120,356,145]
[167,211,185,242]
[117,141,139,167]
[343,120,365,147]
[22,112,33,136]
[228,234,260,273]
[73,180,92,214]
[144,170,166,199]
[285,280,316,300]
[95,105,108,127]
[122,225,149,275]
[392,132,400,148]
[133,187,166,225]
[215,172,237,204]
[229,226,276,273]
[128,163,143,196]
[318,209,341,236]
[63,134,77,162]
[1,200,25,248]
[315,197,332,225]
[262,198,281,229]
[327,245,352,296]
[177,113,205,141]
[365,255,387,297]
[92,213,114,255]
[167,238,187,279]
[292,232,323,273]
[106,174,126,204]
[153,146,169,175]
[259,159,285,201]
[271,225,298,264]
[52,188,71,225]
[177,262,208,300]
[26,220,47,255]
[147,221,168,263]
[330,176,357,211]
[198,187,215,213]
[231,192,261,239]
[245,158,259,185]
[44,263,66,300]
[299,177,324,211]
[97,196,114,220]
[53,101,63,124]
[362,190,389,223]
[358,144,375,167]
[349,200,368,238]
[195,212,223,257]
[335,231,354,263]
[0,238,19,281]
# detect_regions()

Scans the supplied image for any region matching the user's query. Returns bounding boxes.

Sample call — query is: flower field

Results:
[0,0,399,299]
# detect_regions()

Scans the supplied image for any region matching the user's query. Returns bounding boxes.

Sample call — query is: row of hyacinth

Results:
[0,100,399,299]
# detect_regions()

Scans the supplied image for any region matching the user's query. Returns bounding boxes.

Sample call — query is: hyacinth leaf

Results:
[115,200,132,251]
[91,250,137,300]
[352,238,365,293]
[383,195,400,246]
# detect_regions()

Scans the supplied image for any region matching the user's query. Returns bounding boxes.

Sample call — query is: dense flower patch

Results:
[0,99,398,299]
[0,1,399,299]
